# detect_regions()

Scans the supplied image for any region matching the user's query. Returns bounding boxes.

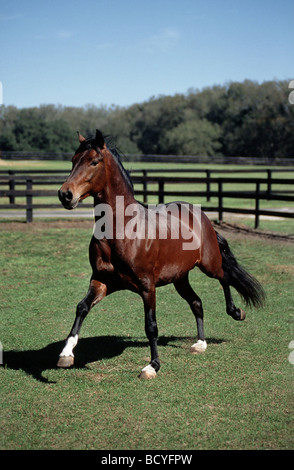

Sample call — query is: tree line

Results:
[0,79,293,159]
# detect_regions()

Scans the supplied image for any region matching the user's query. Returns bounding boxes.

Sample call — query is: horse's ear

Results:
[95,129,105,149]
[77,131,86,143]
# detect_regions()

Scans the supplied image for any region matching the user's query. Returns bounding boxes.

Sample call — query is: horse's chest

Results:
[93,251,142,293]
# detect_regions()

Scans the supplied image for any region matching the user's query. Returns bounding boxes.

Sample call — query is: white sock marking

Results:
[191,339,207,351]
[141,364,156,373]
[59,335,78,357]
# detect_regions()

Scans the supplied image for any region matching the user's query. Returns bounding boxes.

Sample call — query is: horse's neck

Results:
[93,156,140,245]
[95,154,136,209]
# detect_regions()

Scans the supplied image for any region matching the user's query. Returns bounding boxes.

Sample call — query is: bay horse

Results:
[57,130,265,379]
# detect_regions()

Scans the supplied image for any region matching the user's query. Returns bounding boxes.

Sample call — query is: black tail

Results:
[216,232,265,308]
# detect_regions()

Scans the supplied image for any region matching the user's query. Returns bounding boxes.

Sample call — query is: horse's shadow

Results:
[3,335,224,383]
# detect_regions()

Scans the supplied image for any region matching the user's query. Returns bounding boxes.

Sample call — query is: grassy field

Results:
[0,159,294,450]
[0,217,294,450]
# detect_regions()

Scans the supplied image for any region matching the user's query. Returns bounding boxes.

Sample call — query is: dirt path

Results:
[213,220,294,243]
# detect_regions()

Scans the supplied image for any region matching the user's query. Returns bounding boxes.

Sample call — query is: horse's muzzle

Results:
[58,189,77,210]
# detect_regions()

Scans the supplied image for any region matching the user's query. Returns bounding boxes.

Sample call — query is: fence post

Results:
[218,180,223,222]
[267,169,272,197]
[8,170,15,204]
[143,169,147,203]
[206,170,211,202]
[255,182,260,229]
[158,180,164,204]
[26,178,33,223]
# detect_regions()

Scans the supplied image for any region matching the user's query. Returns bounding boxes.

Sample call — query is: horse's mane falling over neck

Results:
[106,139,134,196]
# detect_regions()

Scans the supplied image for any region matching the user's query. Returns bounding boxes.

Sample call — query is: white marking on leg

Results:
[191,339,207,354]
[59,335,78,357]
[141,364,156,374]
[139,363,157,379]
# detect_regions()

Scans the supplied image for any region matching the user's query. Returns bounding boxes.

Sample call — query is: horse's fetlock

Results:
[151,359,160,372]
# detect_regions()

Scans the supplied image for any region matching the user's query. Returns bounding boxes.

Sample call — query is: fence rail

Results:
[0,168,293,227]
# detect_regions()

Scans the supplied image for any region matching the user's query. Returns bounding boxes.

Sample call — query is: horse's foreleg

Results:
[57,279,107,368]
[139,287,160,379]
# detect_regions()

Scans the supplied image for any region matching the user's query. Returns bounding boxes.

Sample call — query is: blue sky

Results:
[1,0,293,109]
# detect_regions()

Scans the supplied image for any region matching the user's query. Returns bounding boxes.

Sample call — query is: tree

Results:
[162,119,222,156]
[1,80,293,158]
[130,94,187,154]
[0,107,77,153]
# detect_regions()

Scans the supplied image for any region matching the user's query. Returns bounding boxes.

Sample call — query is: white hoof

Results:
[191,339,207,354]
[139,364,157,379]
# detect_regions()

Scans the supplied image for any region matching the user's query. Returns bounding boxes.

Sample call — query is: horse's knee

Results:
[191,298,203,316]
[145,320,158,340]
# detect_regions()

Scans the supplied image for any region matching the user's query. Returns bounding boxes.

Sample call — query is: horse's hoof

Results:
[239,309,246,321]
[57,356,74,368]
[139,364,157,379]
[231,308,246,321]
[191,339,207,354]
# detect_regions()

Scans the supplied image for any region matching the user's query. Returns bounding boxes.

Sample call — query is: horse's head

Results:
[58,130,107,209]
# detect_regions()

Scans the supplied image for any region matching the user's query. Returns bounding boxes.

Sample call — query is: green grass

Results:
[0,219,294,450]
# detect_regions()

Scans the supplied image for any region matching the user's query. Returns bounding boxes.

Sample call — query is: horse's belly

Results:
[154,242,200,286]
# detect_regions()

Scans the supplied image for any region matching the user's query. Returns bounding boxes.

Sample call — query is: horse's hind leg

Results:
[57,279,107,368]
[220,278,246,321]
[174,274,207,354]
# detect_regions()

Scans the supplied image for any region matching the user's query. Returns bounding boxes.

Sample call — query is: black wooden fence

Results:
[2,151,294,166]
[0,168,294,227]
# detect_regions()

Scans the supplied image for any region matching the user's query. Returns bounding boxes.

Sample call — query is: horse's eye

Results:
[91,161,99,167]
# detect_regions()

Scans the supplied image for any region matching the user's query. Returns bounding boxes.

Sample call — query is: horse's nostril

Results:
[58,189,73,204]
[65,190,73,202]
